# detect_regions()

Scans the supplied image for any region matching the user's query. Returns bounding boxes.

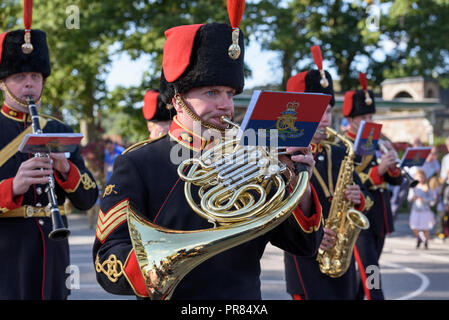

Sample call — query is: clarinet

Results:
[26,96,71,241]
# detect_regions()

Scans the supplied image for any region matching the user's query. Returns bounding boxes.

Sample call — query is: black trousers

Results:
[354,230,385,300]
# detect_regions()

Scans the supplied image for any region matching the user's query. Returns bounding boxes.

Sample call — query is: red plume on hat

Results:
[22,0,34,54]
[311,45,328,88]
[359,72,373,105]
[286,45,335,106]
[342,72,376,117]
[227,0,245,60]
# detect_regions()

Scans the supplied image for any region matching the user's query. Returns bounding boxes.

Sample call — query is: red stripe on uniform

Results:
[292,255,309,300]
[353,245,371,300]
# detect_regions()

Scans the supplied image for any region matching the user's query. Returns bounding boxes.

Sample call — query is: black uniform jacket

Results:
[344,130,403,237]
[93,117,324,300]
[0,104,98,299]
[284,141,373,299]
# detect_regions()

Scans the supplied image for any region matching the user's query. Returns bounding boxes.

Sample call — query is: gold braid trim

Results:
[80,173,96,190]
[95,254,124,283]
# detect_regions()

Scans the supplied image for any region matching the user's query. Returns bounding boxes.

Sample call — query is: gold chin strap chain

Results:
[173,90,228,134]
[0,80,42,109]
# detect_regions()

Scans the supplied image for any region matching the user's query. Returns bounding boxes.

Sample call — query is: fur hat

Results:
[0,0,51,80]
[0,29,51,80]
[159,22,245,104]
[286,46,335,106]
[342,73,376,117]
[142,89,175,121]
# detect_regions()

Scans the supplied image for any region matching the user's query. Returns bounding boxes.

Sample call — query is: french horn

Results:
[127,117,310,299]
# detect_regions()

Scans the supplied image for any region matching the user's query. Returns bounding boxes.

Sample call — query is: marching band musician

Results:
[342,73,403,300]
[93,1,324,300]
[283,46,372,300]
[142,89,175,140]
[0,2,98,299]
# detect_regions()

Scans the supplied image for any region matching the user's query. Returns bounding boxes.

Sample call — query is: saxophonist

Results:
[341,73,403,300]
[93,1,324,299]
[283,46,372,300]
[0,2,98,299]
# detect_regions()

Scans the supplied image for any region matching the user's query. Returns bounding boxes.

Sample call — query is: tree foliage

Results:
[381,0,449,88]
[1,0,447,145]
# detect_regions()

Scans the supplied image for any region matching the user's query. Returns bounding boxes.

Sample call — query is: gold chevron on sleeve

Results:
[96,199,129,243]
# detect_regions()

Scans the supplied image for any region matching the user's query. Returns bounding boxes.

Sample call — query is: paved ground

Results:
[66,212,449,300]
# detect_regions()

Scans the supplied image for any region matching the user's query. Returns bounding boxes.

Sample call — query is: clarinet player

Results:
[0,2,98,299]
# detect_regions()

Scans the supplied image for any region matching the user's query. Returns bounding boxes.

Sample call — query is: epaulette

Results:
[122,133,166,155]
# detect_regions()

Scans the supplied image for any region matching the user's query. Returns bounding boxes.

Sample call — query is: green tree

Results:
[101,0,255,143]
[381,0,449,88]
[32,0,139,142]
[249,0,382,91]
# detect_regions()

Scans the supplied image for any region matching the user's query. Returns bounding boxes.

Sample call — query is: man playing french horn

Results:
[93,3,325,300]
[283,46,372,300]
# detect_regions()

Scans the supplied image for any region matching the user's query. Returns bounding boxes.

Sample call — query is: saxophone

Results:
[316,127,370,278]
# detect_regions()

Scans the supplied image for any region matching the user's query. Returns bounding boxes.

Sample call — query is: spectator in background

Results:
[408,169,436,249]
[104,139,124,184]
[439,137,449,183]
[421,147,441,181]
[429,170,447,242]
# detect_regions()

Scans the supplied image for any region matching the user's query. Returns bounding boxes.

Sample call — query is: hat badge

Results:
[227,0,245,60]
[21,0,34,54]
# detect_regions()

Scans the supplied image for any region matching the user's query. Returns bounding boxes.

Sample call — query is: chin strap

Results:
[0,80,42,109]
[173,90,229,134]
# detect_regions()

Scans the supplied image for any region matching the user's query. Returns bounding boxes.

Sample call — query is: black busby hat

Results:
[142,89,175,121]
[160,0,245,105]
[342,73,376,118]
[0,1,51,80]
[0,30,51,80]
[286,46,335,107]
[159,22,245,104]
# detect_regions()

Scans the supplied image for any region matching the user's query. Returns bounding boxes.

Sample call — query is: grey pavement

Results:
[66,212,449,300]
